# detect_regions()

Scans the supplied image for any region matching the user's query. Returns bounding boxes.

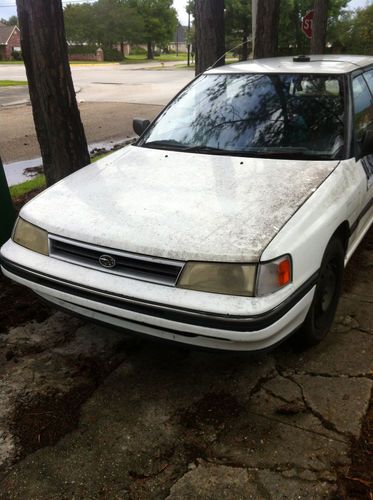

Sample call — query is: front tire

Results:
[299,237,345,347]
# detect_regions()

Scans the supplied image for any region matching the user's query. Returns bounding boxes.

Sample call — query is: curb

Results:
[0,99,30,108]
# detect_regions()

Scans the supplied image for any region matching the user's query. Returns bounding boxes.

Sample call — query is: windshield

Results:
[139,73,346,160]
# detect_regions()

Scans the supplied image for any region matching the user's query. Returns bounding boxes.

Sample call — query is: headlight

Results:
[12,217,49,255]
[256,255,292,296]
[177,255,292,297]
[177,262,256,296]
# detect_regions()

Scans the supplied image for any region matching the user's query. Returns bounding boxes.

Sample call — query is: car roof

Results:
[206,55,373,75]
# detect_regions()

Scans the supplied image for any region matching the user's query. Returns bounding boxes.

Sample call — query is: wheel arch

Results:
[331,220,350,254]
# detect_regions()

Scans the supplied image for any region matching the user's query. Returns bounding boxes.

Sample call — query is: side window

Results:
[363,69,373,95]
[352,75,373,141]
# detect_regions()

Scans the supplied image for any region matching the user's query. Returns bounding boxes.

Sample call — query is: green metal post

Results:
[0,156,15,246]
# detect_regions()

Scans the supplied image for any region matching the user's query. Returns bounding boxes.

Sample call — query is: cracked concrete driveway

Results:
[0,228,372,499]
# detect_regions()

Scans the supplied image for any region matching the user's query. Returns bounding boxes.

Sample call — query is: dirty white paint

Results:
[208,55,373,75]
[20,145,338,262]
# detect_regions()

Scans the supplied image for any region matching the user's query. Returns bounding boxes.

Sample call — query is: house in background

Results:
[168,25,187,53]
[0,22,21,60]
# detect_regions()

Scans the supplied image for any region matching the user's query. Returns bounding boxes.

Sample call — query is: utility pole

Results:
[252,0,258,57]
[187,11,191,67]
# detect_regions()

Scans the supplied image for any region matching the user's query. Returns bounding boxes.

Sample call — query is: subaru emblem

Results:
[99,254,116,269]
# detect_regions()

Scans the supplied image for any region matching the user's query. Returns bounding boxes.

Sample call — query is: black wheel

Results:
[299,237,345,347]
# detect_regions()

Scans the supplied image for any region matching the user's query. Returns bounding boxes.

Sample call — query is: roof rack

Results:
[293,55,311,62]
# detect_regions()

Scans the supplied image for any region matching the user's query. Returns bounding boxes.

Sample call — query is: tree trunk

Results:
[16,0,90,187]
[195,0,225,76]
[253,0,280,59]
[310,0,329,54]
[147,40,153,59]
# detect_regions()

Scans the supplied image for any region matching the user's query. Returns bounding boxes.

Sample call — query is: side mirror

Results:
[133,118,150,136]
[360,128,373,158]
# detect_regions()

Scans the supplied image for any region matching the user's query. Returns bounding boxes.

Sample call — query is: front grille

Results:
[48,235,184,286]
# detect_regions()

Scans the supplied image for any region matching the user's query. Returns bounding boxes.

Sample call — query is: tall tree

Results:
[16,0,90,186]
[225,0,251,60]
[253,0,280,58]
[278,0,348,54]
[64,1,144,49]
[310,0,329,53]
[0,15,18,25]
[129,0,177,59]
[195,0,225,75]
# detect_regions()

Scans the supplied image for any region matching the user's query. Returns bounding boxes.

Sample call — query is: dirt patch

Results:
[12,383,94,455]
[178,392,243,430]
[336,389,373,499]
[0,274,50,334]
[1,188,49,334]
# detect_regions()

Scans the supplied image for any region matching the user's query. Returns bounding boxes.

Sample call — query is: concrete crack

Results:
[245,409,346,443]
[280,373,352,441]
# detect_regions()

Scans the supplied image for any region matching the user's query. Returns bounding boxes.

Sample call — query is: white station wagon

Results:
[1,55,373,351]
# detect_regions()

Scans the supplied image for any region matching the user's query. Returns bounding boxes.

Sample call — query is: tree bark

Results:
[147,40,153,59]
[310,0,329,54]
[195,0,225,76]
[253,0,280,59]
[16,0,90,187]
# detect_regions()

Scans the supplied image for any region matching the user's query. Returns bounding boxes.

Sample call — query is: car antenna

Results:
[206,40,252,71]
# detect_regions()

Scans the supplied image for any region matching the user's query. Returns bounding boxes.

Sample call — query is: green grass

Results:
[91,150,113,162]
[0,80,28,87]
[0,60,24,64]
[10,175,46,198]
[122,53,188,64]
[69,61,118,65]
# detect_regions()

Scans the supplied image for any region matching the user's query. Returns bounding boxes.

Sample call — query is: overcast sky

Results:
[0,0,371,25]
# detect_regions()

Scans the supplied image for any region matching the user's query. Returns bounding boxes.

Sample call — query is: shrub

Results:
[103,47,124,61]
[68,44,97,55]
[130,46,147,56]
[11,50,22,61]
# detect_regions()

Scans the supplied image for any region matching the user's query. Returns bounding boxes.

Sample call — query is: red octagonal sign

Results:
[302,10,314,39]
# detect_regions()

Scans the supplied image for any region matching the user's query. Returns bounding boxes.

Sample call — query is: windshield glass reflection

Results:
[139,73,345,160]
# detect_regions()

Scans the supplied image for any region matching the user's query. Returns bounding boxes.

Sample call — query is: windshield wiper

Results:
[184,145,227,154]
[249,149,331,160]
[142,140,189,151]
[142,141,228,155]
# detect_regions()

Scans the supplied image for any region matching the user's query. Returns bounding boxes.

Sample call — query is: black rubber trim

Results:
[350,196,373,235]
[39,296,303,354]
[0,255,318,332]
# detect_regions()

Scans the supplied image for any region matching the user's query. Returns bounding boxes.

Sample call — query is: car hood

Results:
[21,146,338,262]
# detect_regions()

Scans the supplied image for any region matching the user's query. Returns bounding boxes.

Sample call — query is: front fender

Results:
[261,159,366,289]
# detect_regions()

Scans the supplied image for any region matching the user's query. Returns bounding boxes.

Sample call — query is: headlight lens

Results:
[256,255,292,296]
[177,262,256,296]
[12,217,49,255]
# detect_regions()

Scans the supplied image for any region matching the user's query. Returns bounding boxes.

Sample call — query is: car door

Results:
[351,70,373,239]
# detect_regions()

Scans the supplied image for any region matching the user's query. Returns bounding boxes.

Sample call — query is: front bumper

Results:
[0,241,317,351]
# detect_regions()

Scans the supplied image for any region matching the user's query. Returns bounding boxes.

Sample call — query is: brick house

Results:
[0,22,21,60]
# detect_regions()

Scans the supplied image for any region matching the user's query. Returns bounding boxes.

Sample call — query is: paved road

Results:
[0,62,193,106]
[0,228,372,499]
